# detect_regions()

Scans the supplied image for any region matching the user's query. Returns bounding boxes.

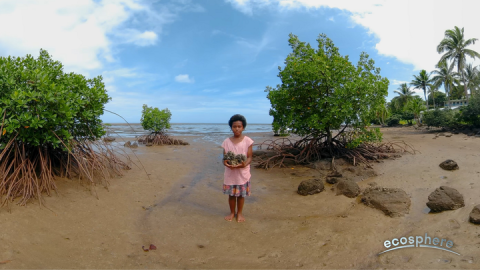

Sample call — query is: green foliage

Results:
[423,109,455,128]
[386,114,401,126]
[140,104,171,133]
[406,96,426,123]
[428,91,447,107]
[346,128,383,149]
[459,94,480,127]
[402,111,415,125]
[387,96,404,115]
[394,83,415,108]
[0,49,110,149]
[265,33,389,143]
[411,70,434,108]
[450,84,466,100]
[431,61,460,100]
[272,119,290,136]
[437,26,480,99]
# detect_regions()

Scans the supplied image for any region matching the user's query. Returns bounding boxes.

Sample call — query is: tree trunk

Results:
[463,77,469,100]
[326,127,332,145]
[460,63,469,101]
[446,84,450,103]
[326,127,333,156]
[424,89,428,109]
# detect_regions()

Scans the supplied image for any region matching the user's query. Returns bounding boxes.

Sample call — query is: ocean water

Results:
[104,123,274,145]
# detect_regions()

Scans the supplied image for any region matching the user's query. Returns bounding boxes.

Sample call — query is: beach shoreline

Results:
[0,127,479,268]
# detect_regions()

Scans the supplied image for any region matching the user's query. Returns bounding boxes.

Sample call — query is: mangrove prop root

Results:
[254,136,417,170]
[0,138,131,208]
[138,132,189,146]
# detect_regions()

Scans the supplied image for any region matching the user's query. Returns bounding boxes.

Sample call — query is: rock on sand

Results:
[336,179,360,198]
[469,205,480,224]
[361,186,411,217]
[297,179,324,196]
[439,159,459,170]
[426,186,465,212]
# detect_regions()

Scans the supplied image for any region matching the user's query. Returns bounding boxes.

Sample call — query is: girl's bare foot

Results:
[224,213,235,221]
[237,213,245,222]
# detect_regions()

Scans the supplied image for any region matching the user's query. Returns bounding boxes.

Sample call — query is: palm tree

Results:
[406,97,426,124]
[388,96,403,115]
[411,70,434,109]
[437,26,480,100]
[431,61,460,101]
[394,83,415,108]
[427,85,438,108]
[464,63,480,96]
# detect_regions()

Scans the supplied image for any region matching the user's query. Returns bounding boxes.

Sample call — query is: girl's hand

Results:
[235,161,247,168]
[224,160,246,169]
[224,160,236,169]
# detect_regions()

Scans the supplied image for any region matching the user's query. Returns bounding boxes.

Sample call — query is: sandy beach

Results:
[1,127,480,269]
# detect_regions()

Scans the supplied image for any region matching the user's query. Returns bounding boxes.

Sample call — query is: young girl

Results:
[221,114,254,222]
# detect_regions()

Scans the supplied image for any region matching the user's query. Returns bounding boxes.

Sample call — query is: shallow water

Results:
[104,123,274,144]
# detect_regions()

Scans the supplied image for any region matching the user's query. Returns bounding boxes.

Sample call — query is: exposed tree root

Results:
[138,132,189,146]
[254,135,418,170]
[0,138,131,209]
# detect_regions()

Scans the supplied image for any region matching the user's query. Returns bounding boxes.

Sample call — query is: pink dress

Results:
[221,136,254,186]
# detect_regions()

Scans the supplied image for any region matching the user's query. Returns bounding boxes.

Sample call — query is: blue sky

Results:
[1,0,480,123]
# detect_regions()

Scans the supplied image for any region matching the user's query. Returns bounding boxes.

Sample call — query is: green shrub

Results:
[423,109,455,128]
[386,114,401,126]
[140,104,171,133]
[0,49,129,206]
[346,127,383,149]
[401,111,415,125]
[459,95,480,127]
[265,33,388,143]
[0,49,110,149]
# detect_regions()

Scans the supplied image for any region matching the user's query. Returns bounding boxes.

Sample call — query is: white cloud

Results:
[391,79,408,86]
[0,0,198,75]
[410,87,426,95]
[175,74,195,83]
[226,0,480,72]
[328,16,334,22]
[116,30,158,46]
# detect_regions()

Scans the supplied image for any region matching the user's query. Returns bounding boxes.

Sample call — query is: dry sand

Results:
[1,127,480,269]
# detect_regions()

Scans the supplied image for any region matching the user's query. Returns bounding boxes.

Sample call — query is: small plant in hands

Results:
[0,49,130,207]
[223,151,247,166]
[138,104,188,146]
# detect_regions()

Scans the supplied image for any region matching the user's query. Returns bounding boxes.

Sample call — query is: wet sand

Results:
[1,127,480,269]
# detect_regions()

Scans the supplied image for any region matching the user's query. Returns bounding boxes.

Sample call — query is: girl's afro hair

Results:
[228,114,247,128]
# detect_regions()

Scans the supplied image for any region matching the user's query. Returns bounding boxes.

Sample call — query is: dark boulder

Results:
[336,179,360,198]
[326,177,339,184]
[297,179,324,196]
[439,160,459,170]
[469,205,480,224]
[327,171,342,178]
[426,186,465,212]
[103,136,115,142]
